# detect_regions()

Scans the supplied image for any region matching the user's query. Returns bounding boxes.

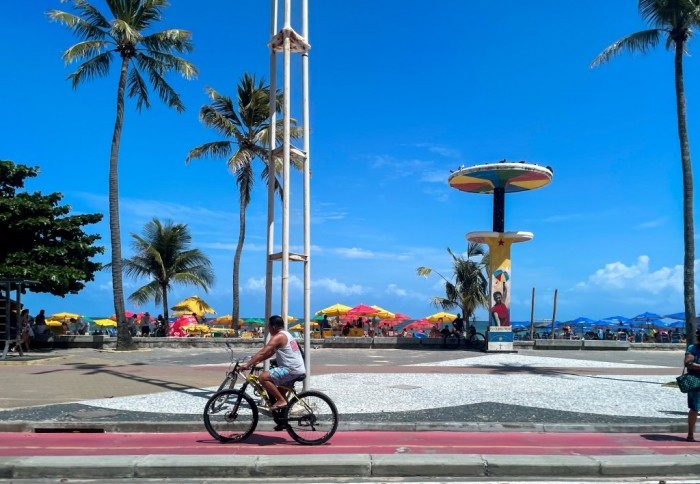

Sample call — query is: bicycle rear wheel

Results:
[203,389,258,442]
[469,332,486,350]
[443,333,459,349]
[285,390,338,445]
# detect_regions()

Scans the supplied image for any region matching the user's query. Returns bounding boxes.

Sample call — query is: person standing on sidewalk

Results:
[683,328,700,442]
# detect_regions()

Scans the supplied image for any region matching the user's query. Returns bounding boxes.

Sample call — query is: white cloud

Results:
[332,247,412,260]
[386,283,424,299]
[244,275,304,293]
[634,217,667,229]
[575,255,685,295]
[334,247,375,259]
[314,278,364,296]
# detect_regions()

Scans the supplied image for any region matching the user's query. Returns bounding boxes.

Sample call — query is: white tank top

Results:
[276,330,305,375]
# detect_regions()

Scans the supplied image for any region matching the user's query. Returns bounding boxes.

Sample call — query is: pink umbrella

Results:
[169,315,197,337]
[346,304,380,317]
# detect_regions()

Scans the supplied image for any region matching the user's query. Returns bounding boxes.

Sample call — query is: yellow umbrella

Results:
[290,321,318,331]
[287,315,298,322]
[425,311,458,323]
[212,315,234,324]
[49,312,80,321]
[45,320,63,327]
[94,318,118,327]
[371,305,396,319]
[170,295,216,316]
[315,303,352,316]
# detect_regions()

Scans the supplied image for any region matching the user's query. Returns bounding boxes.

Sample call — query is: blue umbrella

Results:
[631,311,663,321]
[567,316,595,325]
[665,312,687,320]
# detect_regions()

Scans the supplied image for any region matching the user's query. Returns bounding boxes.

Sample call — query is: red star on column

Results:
[498,239,504,246]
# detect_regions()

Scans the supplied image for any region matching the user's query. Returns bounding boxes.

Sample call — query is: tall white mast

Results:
[267,0,312,387]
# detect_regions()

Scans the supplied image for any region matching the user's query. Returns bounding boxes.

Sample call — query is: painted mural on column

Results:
[489,235,511,327]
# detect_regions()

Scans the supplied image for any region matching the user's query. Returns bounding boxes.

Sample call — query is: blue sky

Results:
[3,1,697,323]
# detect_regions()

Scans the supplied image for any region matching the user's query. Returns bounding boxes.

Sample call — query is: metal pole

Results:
[280,0,291,325]
[529,287,535,340]
[265,0,278,344]
[301,0,311,389]
[493,187,505,233]
[549,289,558,339]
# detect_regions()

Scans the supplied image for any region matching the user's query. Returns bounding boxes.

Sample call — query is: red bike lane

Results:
[1,431,698,457]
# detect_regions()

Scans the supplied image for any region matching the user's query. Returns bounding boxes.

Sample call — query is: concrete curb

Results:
[1,454,699,479]
[0,420,687,434]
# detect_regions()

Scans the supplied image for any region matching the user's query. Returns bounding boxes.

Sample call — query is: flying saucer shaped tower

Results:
[448,161,553,351]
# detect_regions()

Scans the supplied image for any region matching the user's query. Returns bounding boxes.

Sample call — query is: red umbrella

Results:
[108,311,136,321]
[404,319,433,330]
[346,304,380,317]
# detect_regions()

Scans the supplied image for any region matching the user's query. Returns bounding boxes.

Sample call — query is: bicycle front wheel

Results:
[285,390,338,445]
[203,389,258,442]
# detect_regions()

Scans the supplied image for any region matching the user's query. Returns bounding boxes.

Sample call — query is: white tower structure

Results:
[266,0,311,387]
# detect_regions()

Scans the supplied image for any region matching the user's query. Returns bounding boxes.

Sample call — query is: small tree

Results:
[416,243,489,321]
[0,161,103,295]
[123,218,215,320]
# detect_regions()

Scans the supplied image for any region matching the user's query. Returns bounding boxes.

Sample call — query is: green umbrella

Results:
[243,318,265,326]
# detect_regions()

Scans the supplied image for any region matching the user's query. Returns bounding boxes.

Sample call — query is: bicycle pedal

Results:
[273,424,286,431]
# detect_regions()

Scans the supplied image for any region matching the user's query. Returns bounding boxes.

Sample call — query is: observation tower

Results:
[448,161,553,350]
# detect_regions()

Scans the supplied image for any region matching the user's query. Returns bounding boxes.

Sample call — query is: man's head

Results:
[269,315,285,334]
[493,292,503,303]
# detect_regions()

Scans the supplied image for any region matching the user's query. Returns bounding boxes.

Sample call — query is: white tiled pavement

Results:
[79,353,688,419]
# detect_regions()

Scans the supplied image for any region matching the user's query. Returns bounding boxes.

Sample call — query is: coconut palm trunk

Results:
[111,57,131,349]
[673,40,697,343]
[232,199,247,333]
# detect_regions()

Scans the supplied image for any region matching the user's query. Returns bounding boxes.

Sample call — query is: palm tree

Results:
[591,0,698,343]
[124,218,214,320]
[186,73,302,332]
[416,242,490,321]
[48,0,197,348]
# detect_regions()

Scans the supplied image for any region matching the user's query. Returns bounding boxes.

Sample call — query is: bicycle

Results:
[203,356,338,445]
[443,329,486,350]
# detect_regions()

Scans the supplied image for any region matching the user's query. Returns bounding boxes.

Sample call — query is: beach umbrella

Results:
[370,305,395,319]
[346,304,380,317]
[45,320,63,327]
[425,311,457,323]
[94,318,117,327]
[665,312,687,320]
[243,318,265,326]
[108,311,136,321]
[404,319,433,330]
[315,303,352,316]
[170,295,216,316]
[212,315,235,325]
[49,312,80,321]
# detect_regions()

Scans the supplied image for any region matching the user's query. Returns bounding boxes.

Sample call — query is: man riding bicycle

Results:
[240,315,305,410]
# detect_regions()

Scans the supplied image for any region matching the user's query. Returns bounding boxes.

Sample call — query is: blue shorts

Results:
[269,367,303,386]
[689,390,700,412]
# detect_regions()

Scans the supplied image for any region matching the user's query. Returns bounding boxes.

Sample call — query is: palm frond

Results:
[591,29,663,67]
[142,29,194,54]
[186,141,234,163]
[137,53,185,112]
[66,51,113,88]
[72,0,111,28]
[110,17,142,45]
[62,40,112,63]
[199,105,240,137]
[126,68,150,111]
[46,10,107,40]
